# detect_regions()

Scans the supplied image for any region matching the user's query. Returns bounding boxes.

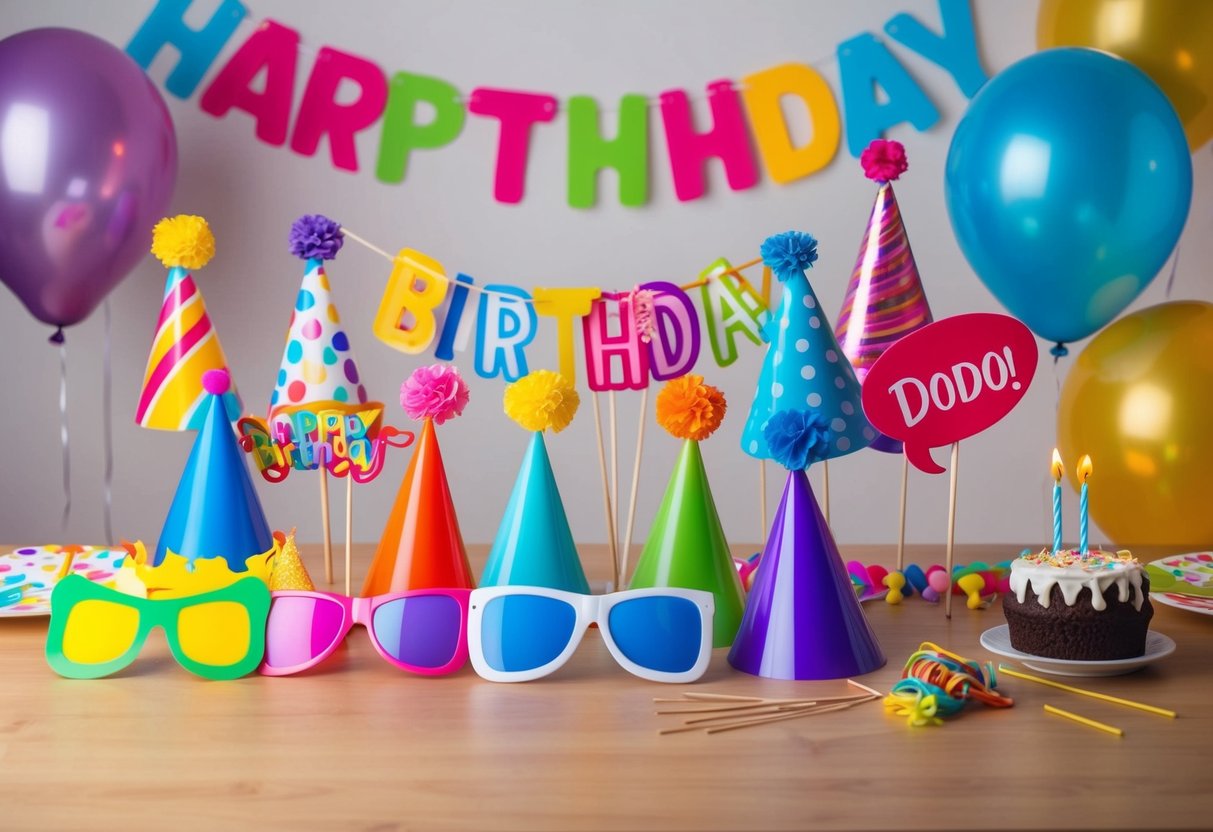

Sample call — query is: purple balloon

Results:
[0,28,176,335]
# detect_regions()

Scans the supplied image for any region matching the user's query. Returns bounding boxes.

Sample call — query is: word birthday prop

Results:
[237,407,413,483]
[861,313,1037,475]
[125,0,987,205]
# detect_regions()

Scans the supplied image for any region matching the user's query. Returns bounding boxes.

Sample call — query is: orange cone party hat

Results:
[136,215,240,430]
[363,365,475,594]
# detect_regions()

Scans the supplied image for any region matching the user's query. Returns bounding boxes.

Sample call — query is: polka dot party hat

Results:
[740,231,874,463]
[269,215,368,418]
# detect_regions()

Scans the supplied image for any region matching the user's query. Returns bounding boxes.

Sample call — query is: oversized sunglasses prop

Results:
[46,575,270,680]
[468,586,714,683]
[260,589,471,676]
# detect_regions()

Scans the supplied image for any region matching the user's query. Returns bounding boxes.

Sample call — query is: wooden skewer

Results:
[847,679,885,698]
[674,692,768,702]
[897,453,909,572]
[822,460,831,527]
[344,476,353,597]
[1044,704,1123,737]
[319,467,334,585]
[704,697,878,735]
[620,386,649,587]
[684,703,822,726]
[656,694,870,715]
[608,389,620,585]
[944,441,960,619]
[590,393,620,590]
[998,665,1177,718]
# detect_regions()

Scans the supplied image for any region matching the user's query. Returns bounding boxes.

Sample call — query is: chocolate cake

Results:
[1003,550,1153,661]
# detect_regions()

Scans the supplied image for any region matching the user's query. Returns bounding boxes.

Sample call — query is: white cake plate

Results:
[979,625,1175,677]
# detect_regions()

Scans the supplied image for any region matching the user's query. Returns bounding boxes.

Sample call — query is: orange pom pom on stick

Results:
[656,375,727,441]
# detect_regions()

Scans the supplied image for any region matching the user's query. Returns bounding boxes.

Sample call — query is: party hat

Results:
[629,376,744,648]
[271,530,315,591]
[834,140,933,453]
[481,371,589,593]
[155,369,274,571]
[363,365,475,594]
[740,231,874,462]
[136,215,241,430]
[269,215,367,418]
[729,410,885,679]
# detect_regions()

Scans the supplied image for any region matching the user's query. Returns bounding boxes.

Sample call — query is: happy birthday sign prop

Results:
[125,0,987,205]
[861,313,1037,474]
[237,407,414,483]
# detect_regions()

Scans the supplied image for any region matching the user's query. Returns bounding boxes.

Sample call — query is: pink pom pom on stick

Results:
[202,368,231,395]
[400,364,470,425]
[860,139,908,182]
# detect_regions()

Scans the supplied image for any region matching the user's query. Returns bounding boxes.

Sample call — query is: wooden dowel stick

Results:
[344,476,353,597]
[591,393,620,590]
[656,694,869,715]
[847,679,885,698]
[621,387,649,586]
[704,698,877,734]
[897,453,909,572]
[319,468,333,585]
[944,441,960,619]
[822,460,831,527]
[684,703,821,726]
[676,692,767,702]
[759,461,767,541]
[999,665,1177,718]
[609,389,620,571]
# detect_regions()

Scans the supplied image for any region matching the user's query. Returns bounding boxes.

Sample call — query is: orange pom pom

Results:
[656,375,727,441]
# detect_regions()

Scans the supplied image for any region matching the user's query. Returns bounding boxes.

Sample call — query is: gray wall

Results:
[1,0,1208,551]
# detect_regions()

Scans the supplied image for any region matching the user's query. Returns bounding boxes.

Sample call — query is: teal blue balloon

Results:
[945,48,1192,352]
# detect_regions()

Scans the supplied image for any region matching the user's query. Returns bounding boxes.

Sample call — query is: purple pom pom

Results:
[288,215,344,261]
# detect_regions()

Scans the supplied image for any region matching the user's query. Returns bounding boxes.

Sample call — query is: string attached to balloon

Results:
[1163,241,1181,300]
[57,338,70,529]
[103,300,114,545]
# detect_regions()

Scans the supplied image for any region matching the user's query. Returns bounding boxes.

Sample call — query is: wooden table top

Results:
[2,543,1210,832]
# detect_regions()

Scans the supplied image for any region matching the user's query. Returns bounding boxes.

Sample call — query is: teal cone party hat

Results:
[154,369,274,570]
[481,371,589,592]
[741,231,875,462]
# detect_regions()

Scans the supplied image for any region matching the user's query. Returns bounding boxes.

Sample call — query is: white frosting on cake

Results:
[1009,550,1145,612]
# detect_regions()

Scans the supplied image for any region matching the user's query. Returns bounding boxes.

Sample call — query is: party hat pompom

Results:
[201,368,231,395]
[630,286,658,344]
[151,215,215,270]
[289,214,344,261]
[504,370,580,433]
[401,364,470,425]
[656,374,727,441]
[764,409,832,470]
[860,139,908,182]
[760,230,818,281]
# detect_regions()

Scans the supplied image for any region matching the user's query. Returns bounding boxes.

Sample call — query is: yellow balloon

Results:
[1058,302,1213,548]
[1038,0,1213,149]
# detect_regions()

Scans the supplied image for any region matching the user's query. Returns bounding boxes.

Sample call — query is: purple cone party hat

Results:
[740,231,874,462]
[481,370,589,593]
[729,410,885,680]
[155,369,274,571]
[834,140,933,453]
[269,215,368,419]
[136,215,241,430]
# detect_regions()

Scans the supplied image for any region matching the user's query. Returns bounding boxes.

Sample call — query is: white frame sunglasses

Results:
[467,586,715,683]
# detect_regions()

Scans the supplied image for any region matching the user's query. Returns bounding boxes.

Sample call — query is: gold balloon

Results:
[1038,0,1213,149]
[1058,302,1213,547]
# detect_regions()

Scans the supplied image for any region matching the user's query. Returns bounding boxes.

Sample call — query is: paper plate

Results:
[1151,591,1213,618]
[979,624,1175,677]
[0,546,125,618]
[1145,553,1213,599]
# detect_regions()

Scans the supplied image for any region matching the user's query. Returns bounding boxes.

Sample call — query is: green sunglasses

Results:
[46,575,270,680]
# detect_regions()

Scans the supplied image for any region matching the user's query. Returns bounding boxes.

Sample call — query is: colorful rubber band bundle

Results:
[883,642,1014,727]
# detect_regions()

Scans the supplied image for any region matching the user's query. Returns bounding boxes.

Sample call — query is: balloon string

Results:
[58,338,71,530]
[1164,241,1181,300]
[102,300,114,546]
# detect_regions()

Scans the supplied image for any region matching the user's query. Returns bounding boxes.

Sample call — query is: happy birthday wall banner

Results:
[126,0,986,206]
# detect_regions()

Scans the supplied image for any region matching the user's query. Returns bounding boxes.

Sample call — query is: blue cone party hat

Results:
[729,411,885,679]
[154,369,274,570]
[741,231,875,462]
[481,371,589,592]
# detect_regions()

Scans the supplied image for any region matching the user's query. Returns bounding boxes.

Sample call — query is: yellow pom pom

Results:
[504,370,580,433]
[151,214,215,270]
[656,374,726,441]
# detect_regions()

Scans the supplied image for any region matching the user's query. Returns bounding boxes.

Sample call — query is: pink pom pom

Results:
[630,286,657,344]
[927,570,951,593]
[202,369,230,395]
[400,364,469,425]
[860,139,908,182]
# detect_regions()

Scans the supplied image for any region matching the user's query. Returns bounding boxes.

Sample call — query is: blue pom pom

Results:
[288,214,344,261]
[763,409,832,470]
[760,230,818,281]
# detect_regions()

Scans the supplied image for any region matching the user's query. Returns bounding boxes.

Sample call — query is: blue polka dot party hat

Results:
[740,231,875,463]
[269,215,368,419]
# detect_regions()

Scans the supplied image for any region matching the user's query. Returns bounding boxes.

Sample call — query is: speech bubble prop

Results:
[861,313,1037,474]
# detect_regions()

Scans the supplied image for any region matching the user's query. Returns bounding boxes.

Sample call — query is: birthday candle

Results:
[1078,455,1092,554]
[1051,449,1063,554]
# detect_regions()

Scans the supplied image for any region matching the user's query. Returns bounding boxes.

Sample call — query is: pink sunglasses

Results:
[260,589,471,676]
